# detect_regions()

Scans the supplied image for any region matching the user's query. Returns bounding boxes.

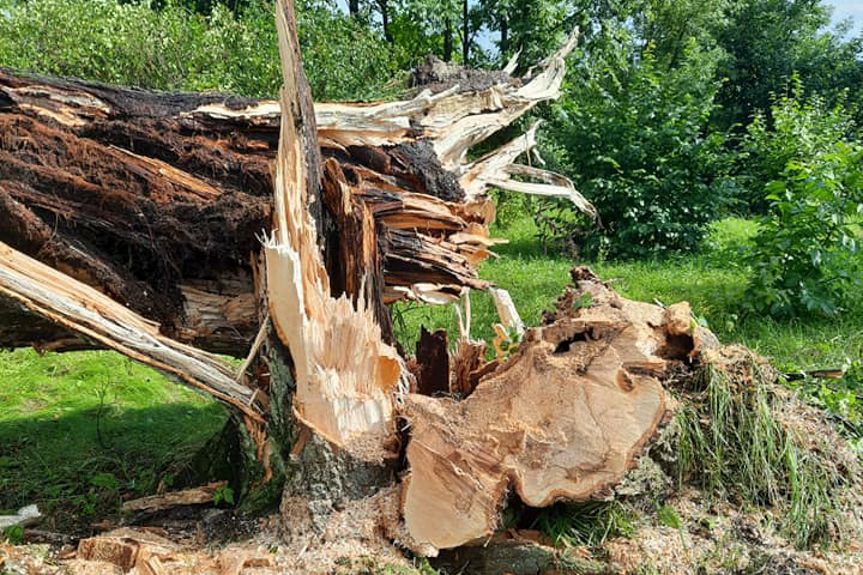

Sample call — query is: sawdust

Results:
[604,488,863,575]
[0,489,416,575]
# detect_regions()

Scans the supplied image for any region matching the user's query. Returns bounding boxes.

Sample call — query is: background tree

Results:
[535,0,733,258]
[714,0,863,129]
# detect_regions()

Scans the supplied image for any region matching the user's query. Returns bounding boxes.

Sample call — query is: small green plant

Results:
[740,78,857,213]
[572,292,593,312]
[792,359,863,448]
[213,484,235,507]
[2,524,24,545]
[89,472,120,491]
[656,504,682,530]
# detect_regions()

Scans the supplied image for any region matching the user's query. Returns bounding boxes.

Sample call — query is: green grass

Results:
[675,353,850,548]
[395,215,863,373]
[531,500,637,548]
[2,214,861,534]
[0,349,227,530]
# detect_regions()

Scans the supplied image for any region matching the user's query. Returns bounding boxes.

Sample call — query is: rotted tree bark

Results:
[0,0,706,562]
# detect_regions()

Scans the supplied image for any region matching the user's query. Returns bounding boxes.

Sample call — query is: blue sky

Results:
[827,0,863,34]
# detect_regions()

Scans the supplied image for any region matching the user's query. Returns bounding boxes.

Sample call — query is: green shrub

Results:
[0,0,400,100]
[540,39,735,259]
[740,79,857,213]
[744,138,863,318]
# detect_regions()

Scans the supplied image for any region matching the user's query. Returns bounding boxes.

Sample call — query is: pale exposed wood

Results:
[401,273,693,552]
[489,287,525,337]
[460,122,596,221]
[264,0,402,462]
[0,241,264,421]
[78,528,178,573]
[189,38,574,169]
[121,482,228,514]
[0,505,41,530]
[450,338,490,398]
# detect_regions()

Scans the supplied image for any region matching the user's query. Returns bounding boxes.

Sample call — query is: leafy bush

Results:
[0,0,400,100]
[740,84,863,318]
[539,40,734,259]
[740,79,857,213]
[744,140,863,317]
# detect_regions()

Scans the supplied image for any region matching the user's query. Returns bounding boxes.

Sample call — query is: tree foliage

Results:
[740,76,858,211]
[714,0,863,129]
[744,91,863,317]
[535,0,735,258]
[0,0,400,100]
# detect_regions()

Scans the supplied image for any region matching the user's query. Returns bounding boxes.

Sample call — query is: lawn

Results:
[0,350,227,530]
[2,215,861,529]
[395,215,863,373]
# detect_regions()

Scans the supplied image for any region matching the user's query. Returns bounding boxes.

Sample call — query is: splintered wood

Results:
[0,23,592,354]
[402,269,698,552]
[264,0,401,461]
[0,242,264,422]
[121,482,228,514]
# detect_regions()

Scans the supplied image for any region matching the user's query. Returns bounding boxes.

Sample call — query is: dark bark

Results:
[349,0,360,16]
[414,327,450,396]
[0,69,491,354]
[378,0,393,43]
[444,17,454,62]
[500,12,509,57]
[462,0,470,64]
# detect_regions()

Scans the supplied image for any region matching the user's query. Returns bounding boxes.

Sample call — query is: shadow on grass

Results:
[0,402,227,530]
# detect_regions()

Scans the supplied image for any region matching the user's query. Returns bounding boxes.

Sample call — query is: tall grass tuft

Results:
[674,349,851,548]
[532,501,637,548]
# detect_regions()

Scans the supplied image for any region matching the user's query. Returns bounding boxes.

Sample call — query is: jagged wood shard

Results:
[264,0,401,461]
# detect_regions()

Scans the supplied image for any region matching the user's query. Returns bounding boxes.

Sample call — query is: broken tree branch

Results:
[121,482,228,514]
[0,241,265,421]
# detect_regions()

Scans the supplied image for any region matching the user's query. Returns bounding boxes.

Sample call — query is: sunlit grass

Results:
[0,349,226,529]
[395,215,863,372]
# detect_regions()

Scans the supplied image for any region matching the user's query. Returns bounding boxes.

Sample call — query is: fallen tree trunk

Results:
[0,29,588,356]
[0,0,707,561]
